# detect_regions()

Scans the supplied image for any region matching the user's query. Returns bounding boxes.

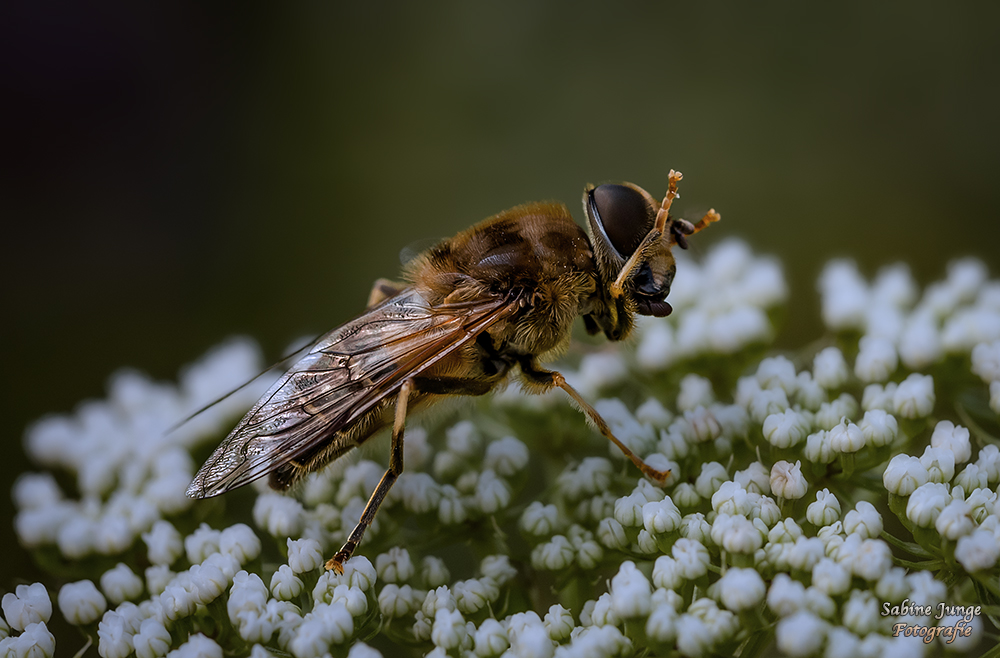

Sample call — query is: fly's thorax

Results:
[410,201,596,301]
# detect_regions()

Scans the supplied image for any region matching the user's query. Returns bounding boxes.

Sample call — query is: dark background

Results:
[3,0,999,609]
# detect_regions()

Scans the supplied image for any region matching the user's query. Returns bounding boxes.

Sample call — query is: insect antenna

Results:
[161,334,319,437]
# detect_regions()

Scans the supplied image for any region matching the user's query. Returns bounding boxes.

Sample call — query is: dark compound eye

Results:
[590,184,653,258]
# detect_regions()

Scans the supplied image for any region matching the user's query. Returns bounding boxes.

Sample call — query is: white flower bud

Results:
[804,430,835,464]
[144,565,173,596]
[475,470,511,513]
[220,523,261,564]
[520,502,560,537]
[285,537,323,574]
[635,529,658,555]
[861,383,897,413]
[918,446,954,484]
[710,481,750,517]
[183,523,221,564]
[842,501,882,539]
[652,555,683,590]
[842,590,880,635]
[132,617,170,658]
[806,489,841,526]
[420,556,451,589]
[851,539,893,581]
[787,536,825,572]
[768,518,803,544]
[975,444,1000,484]
[893,373,935,418]
[714,567,765,612]
[905,482,951,527]
[378,584,415,618]
[811,558,850,595]
[770,460,807,500]
[677,375,715,411]
[453,579,492,615]
[954,528,1000,572]
[474,618,509,657]
[675,612,715,657]
[431,608,466,650]
[483,436,529,476]
[399,472,442,514]
[375,547,415,584]
[814,393,858,430]
[776,610,826,656]
[753,496,783,527]
[748,387,790,424]
[57,580,106,626]
[955,463,990,491]
[540,606,573,644]
[694,462,728,499]
[807,350,844,393]
[874,567,910,603]
[717,515,763,554]
[338,556,375,592]
[666,538,707,580]
[96,611,133,658]
[100,564,143,605]
[756,356,798,393]
[613,493,644,528]
[159,584,195,622]
[270,565,303,601]
[971,340,1000,382]
[935,498,974,540]
[252,493,304,538]
[899,313,943,369]
[767,574,806,617]
[610,562,651,618]
[883,454,929,495]
[859,409,898,448]
[854,336,898,383]
[141,520,183,566]
[828,419,865,453]
[642,498,682,535]
[762,410,810,448]
[1,583,52,631]
[531,536,574,571]
[437,486,467,525]
[930,420,972,464]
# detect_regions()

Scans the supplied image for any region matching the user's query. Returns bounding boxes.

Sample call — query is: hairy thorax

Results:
[408,201,598,360]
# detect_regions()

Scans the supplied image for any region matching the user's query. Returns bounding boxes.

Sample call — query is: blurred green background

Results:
[3,0,999,602]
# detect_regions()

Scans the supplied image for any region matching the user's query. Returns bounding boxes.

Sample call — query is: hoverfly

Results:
[187,170,719,572]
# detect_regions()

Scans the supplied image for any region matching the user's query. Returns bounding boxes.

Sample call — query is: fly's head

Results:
[582,171,719,340]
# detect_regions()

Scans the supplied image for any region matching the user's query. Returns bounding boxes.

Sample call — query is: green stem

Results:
[879,531,934,558]
[893,557,946,570]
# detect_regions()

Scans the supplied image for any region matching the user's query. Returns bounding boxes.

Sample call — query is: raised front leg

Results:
[516,356,670,483]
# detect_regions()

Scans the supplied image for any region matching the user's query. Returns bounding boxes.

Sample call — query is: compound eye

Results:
[591,184,653,257]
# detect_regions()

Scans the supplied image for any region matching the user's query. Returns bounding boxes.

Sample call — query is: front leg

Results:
[516,356,669,483]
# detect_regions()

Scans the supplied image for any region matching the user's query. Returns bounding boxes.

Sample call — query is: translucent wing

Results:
[187,287,518,498]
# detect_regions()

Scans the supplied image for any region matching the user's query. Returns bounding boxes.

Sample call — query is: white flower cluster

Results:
[8,241,999,658]
[13,339,272,560]
[819,258,1000,383]
[635,239,788,371]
